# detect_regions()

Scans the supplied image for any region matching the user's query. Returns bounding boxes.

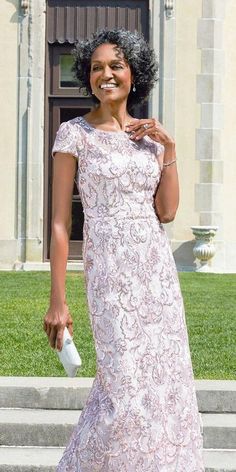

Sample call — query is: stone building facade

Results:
[1,0,236,272]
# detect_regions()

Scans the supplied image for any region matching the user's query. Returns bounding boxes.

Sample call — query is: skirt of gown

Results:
[52,116,205,472]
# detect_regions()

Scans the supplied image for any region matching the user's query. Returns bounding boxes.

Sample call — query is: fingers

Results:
[126,119,162,141]
[126,119,154,130]
[56,320,73,351]
[44,323,64,350]
[43,308,73,350]
[49,325,58,350]
[132,125,157,141]
[43,321,53,338]
[55,327,64,352]
[43,319,49,336]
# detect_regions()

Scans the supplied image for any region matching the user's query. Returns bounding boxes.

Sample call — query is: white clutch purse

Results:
[57,327,82,377]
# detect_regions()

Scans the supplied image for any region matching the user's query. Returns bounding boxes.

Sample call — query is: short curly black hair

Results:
[72,28,159,111]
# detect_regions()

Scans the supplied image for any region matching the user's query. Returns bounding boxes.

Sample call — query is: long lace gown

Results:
[52,116,205,472]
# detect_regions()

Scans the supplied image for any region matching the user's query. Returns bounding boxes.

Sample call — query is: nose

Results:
[102,65,113,80]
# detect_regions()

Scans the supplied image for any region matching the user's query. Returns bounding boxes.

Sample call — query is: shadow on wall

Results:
[173,240,197,271]
[6,0,21,23]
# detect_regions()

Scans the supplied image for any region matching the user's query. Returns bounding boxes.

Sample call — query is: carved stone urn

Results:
[191,226,218,272]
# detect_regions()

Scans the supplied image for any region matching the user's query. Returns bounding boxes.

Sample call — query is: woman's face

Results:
[90,43,132,105]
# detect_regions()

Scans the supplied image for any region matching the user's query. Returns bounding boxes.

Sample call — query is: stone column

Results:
[15,1,46,268]
[15,5,30,268]
[151,0,176,243]
[151,0,176,133]
[195,0,225,271]
[24,0,46,264]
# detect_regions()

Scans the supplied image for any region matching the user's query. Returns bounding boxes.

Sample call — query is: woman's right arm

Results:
[43,152,77,351]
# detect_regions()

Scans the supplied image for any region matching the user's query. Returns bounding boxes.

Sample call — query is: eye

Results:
[112,64,123,70]
[91,65,101,71]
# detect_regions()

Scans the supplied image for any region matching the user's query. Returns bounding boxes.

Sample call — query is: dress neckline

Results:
[79,116,130,136]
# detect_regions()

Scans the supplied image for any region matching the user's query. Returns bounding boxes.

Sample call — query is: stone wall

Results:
[0,1,46,269]
[168,0,236,272]
[0,1,18,268]
[168,0,202,270]
[222,0,236,271]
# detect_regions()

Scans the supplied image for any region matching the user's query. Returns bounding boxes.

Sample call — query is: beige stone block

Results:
[201,49,224,74]
[201,103,223,129]
[197,19,223,49]
[0,240,17,264]
[0,152,17,239]
[195,183,222,212]
[196,128,221,160]
[22,261,84,271]
[26,239,43,262]
[199,211,223,228]
[200,160,223,183]
[197,73,221,103]
[225,242,236,273]
[0,0,18,241]
[163,78,176,135]
[163,16,176,80]
[202,0,226,19]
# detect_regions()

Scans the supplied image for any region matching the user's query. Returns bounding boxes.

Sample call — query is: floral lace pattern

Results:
[53,117,204,471]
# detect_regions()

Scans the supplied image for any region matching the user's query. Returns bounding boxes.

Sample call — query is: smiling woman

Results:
[89,44,133,117]
[72,28,158,112]
[86,44,133,129]
[44,28,205,472]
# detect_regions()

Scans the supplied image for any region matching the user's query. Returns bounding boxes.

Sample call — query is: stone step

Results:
[0,409,80,447]
[0,409,235,449]
[204,449,236,472]
[0,377,236,412]
[0,377,93,410]
[0,446,62,472]
[0,447,236,472]
[197,380,236,413]
[203,413,236,449]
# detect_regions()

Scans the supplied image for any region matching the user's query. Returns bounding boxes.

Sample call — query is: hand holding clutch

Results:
[56,327,82,377]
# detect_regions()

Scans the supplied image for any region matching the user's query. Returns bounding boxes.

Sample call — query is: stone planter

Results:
[191,226,218,272]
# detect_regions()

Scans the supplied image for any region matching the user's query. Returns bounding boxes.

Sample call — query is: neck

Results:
[92,101,131,131]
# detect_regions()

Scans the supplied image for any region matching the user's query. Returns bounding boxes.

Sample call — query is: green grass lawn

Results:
[0,272,235,379]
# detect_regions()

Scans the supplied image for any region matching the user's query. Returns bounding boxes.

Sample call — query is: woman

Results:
[44,29,204,471]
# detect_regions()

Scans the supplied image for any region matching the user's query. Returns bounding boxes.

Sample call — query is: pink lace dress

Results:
[52,116,204,472]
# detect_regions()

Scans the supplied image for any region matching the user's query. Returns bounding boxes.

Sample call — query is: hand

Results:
[125,118,175,148]
[43,302,73,351]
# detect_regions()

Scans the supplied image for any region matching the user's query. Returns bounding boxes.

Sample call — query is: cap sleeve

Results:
[52,120,84,160]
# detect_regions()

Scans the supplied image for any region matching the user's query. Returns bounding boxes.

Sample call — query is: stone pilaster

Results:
[16,1,46,267]
[16,6,29,267]
[25,0,46,262]
[151,0,176,133]
[151,0,176,242]
[195,0,225,271]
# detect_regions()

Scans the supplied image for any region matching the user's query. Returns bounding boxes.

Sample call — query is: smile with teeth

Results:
[100,83,118,89]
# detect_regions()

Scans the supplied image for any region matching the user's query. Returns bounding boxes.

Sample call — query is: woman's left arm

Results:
[154,143,179,223]
[126,118,179,223]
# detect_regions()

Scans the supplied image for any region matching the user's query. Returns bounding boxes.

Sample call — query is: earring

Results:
[132,84,136,92]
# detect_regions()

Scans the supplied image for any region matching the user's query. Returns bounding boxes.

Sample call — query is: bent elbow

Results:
[159,212,176,223]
